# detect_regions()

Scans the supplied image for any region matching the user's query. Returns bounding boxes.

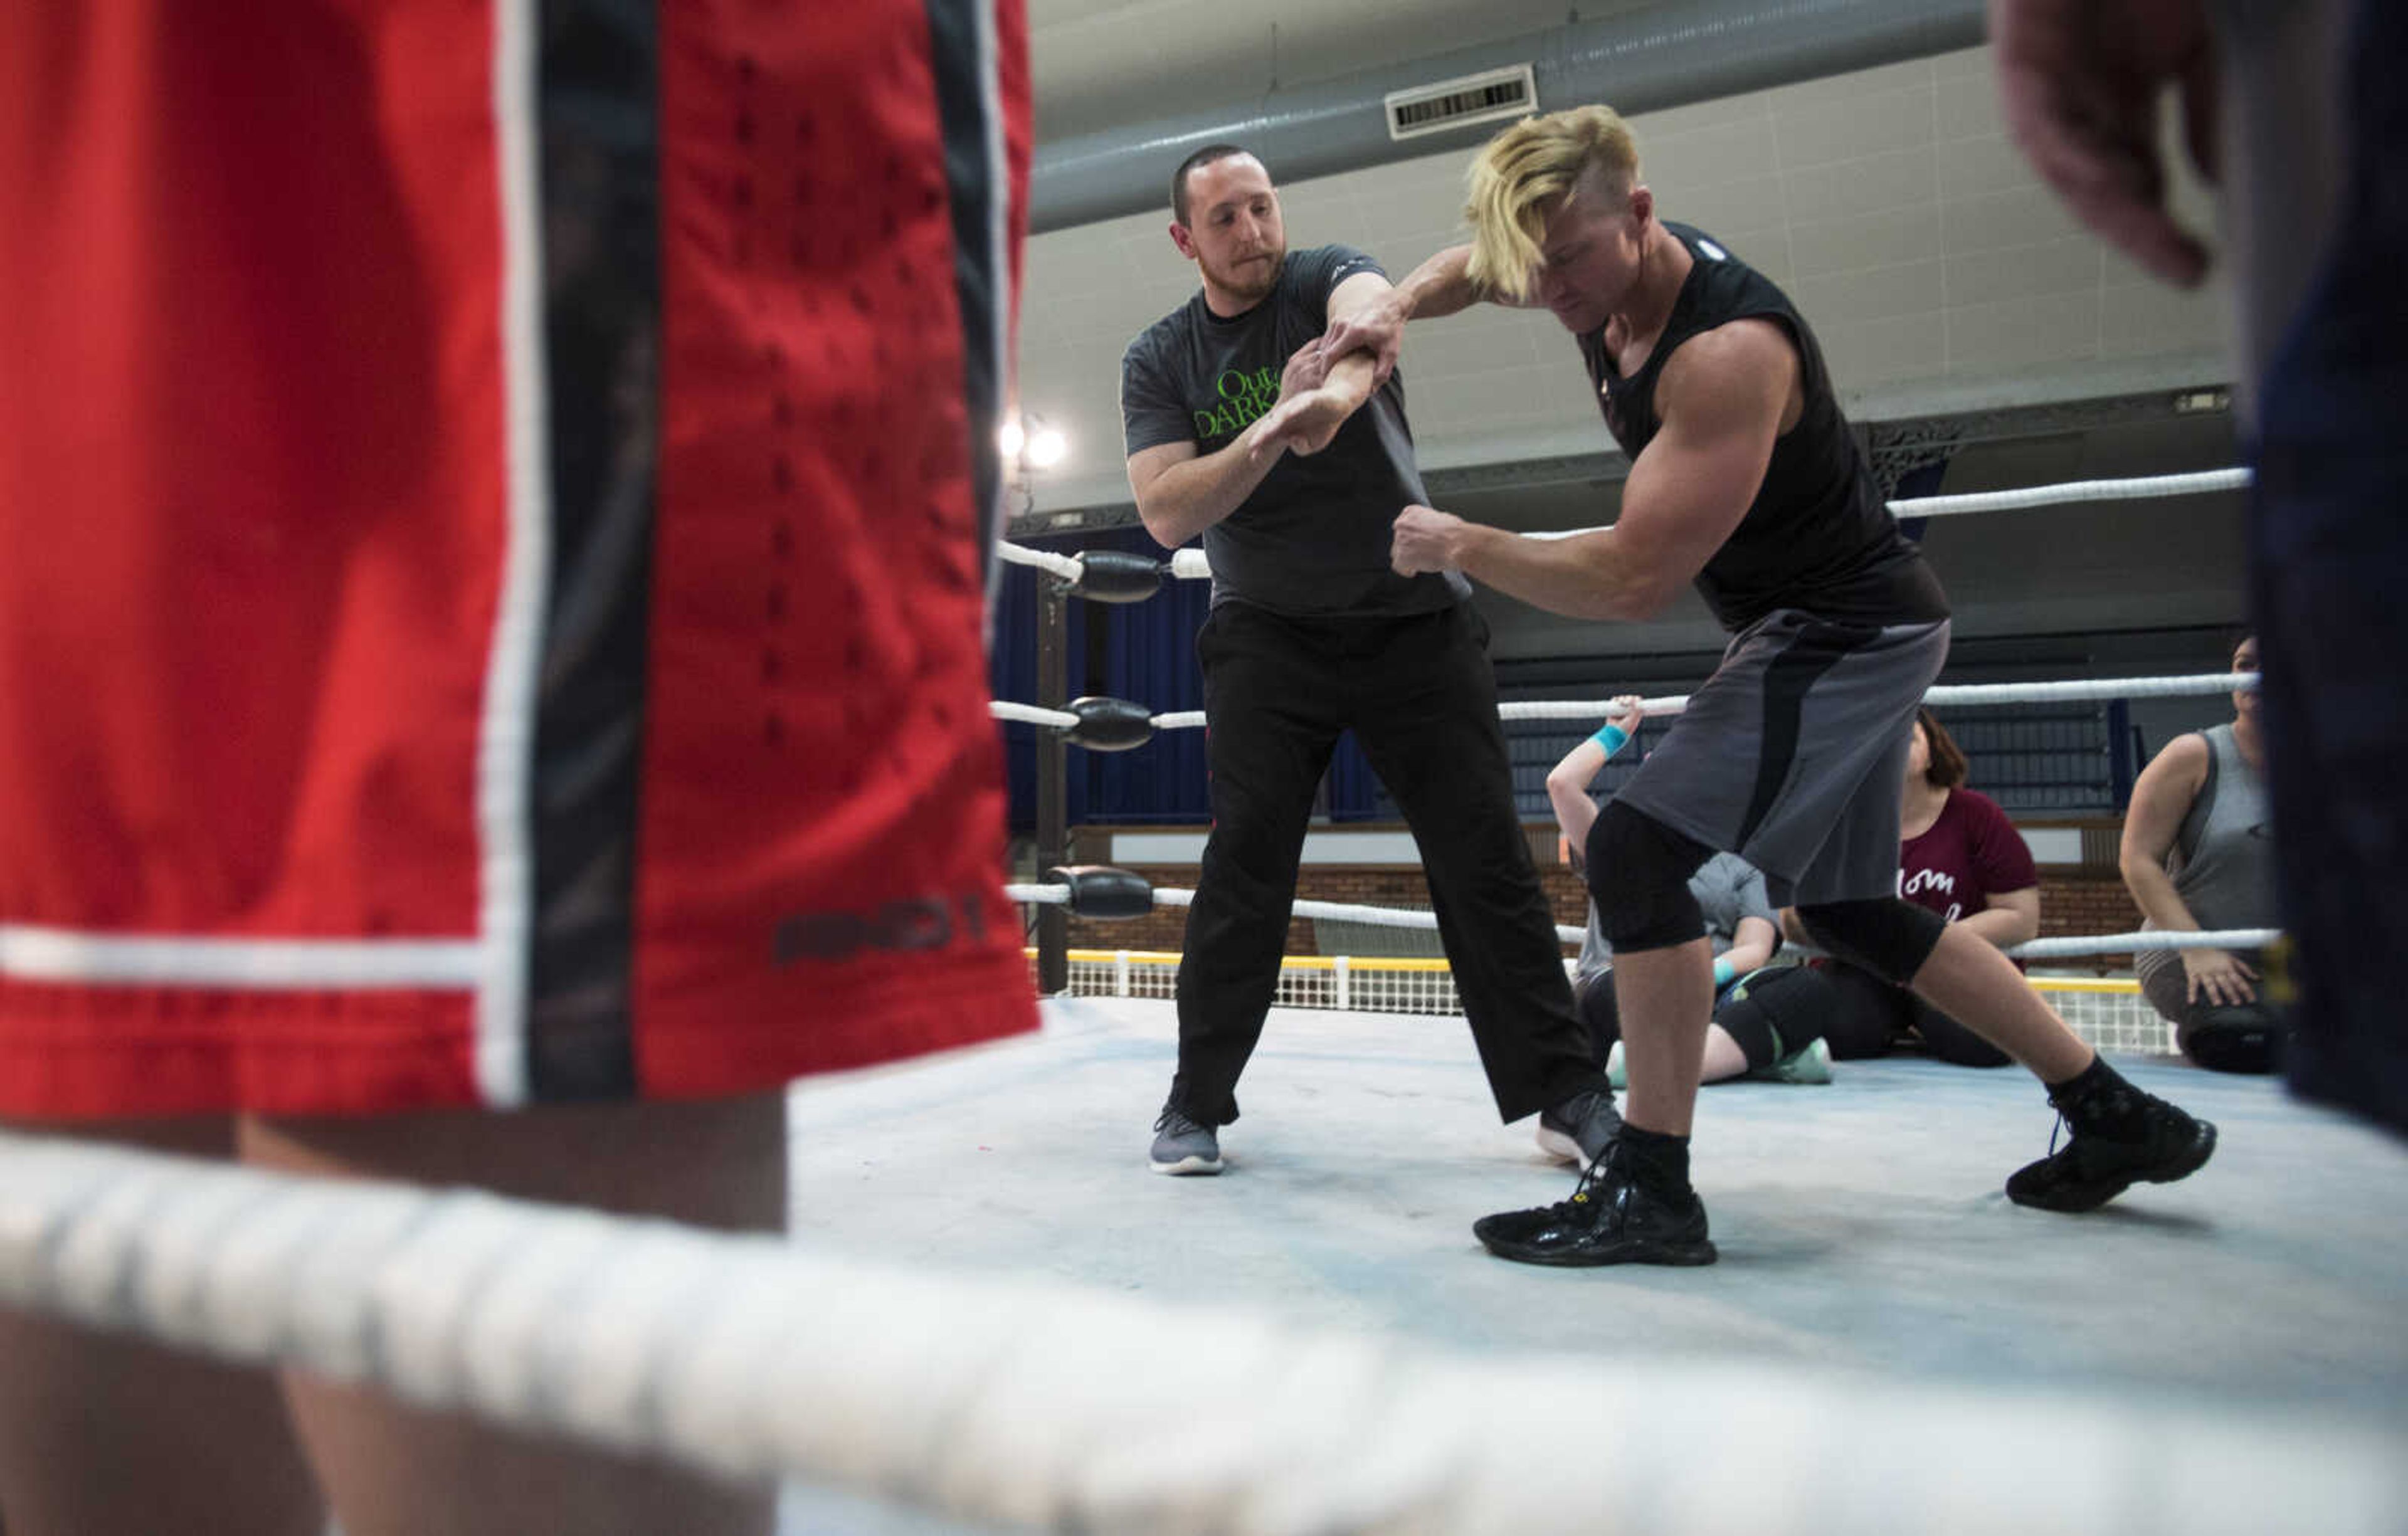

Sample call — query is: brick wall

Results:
[2037,873,2141,969]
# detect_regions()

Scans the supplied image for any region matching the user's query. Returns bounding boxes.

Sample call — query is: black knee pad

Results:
[1585,800,1712,954]
[1795,898,1945,987]
[1716,965,1840,1068]
[2181,1005,2287,1074]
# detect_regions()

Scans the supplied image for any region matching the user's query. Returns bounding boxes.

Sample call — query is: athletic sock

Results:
[1617,1123,1693,1202]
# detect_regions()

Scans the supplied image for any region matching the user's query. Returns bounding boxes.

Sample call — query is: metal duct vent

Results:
[1383,64,1537,141]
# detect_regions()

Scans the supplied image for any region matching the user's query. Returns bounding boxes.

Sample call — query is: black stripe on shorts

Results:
[525,0,662,1102]
[922,0,1007,565]
[1734,620,1877,853]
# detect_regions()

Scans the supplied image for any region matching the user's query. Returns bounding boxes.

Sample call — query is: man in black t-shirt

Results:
[1318,106,2214,1264]
[1119,145,1615,1179]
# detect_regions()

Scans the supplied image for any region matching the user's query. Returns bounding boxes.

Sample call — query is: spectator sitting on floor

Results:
[1788,708,2038,1067]
[1550,696,1840,1087]
[2120,635,2288,1073]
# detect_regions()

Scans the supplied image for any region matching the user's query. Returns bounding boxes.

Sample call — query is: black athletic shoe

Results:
[2005,1085,2217,1212]
[1474,1143,1718,1266]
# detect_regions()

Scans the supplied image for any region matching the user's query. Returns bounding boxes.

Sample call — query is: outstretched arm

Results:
[1721,915,1782,977]
[1316,244,1542,385]
[1546,738,1613,855]
[1545,695,1645,858]
[1390,320,1793,619]
[2118,733,2209,934]
[1247,271,1396,460]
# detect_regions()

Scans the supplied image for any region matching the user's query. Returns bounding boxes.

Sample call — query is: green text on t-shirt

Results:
[1193,364,1281,440]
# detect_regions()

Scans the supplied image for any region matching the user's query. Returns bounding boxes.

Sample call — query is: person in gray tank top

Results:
[2121,636,2288,1072]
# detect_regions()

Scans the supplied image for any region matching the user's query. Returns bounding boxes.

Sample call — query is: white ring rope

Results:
[1145,469,2252,576]
[1497,673,2255,722]
[1007,884,2272,959]
[1010,883,1558,939]
[1924,671,2254,706]
[2013,927,2281,959]
[1897,467,2251,518]
[1497,697,1695,720]
[995,540,1087,583]
[996,673,2256,734]
[991,700,1082,730]
[0,1129,2394,1535]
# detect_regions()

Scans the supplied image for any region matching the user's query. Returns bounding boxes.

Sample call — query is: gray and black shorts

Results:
[1618,610,1950,907]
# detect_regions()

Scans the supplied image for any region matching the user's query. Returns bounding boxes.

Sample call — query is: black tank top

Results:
[1576,223,1948,631]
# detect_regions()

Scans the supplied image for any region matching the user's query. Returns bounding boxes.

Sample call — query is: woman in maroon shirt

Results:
[1802,710,2042,1065]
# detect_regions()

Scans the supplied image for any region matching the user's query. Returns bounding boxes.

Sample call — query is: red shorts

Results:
[0,0,1038,1117]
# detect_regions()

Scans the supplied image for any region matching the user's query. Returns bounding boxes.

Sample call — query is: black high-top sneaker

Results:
[2005,1063,2217,1212]
[1472,1141,1717,1266]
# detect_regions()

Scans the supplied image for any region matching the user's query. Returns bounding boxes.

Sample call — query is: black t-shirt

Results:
[1576,223,1948,632]
[1121,245,1467,615]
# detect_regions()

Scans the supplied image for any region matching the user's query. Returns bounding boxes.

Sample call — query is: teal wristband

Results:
[1712,957,1736,989]
[1592,722,1630,755]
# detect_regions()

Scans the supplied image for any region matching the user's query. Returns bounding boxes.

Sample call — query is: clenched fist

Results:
[1390,503,1465,576]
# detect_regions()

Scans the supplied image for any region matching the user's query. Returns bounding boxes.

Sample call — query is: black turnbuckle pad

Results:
[1065,695,1154,751]
[1044,865,1154,919]
[1067,549,1164,604]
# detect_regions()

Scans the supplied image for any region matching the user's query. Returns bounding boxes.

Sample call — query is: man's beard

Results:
[1208,248,1283,302]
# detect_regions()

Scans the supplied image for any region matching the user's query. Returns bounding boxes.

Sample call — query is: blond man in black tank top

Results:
[1301,105,2215,1265]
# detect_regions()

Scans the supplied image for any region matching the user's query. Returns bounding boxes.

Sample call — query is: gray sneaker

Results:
[1149,1107,1224,1174]
[1534,1087,1623,1164]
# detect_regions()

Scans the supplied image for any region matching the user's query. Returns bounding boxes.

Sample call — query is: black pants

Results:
[1818,960,2012,1068]
[1170,602,1601,1126]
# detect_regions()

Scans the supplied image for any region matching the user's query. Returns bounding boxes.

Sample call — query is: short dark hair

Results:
[1918,708,1968,790]
[1171,144,1256,224]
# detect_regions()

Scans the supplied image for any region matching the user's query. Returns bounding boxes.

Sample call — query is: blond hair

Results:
[1464,106,1642,300]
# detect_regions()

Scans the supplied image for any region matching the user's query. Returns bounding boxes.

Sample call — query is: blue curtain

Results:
[991,528,1213,830]
[1324,729,1383,821]
[991,540,1044,831]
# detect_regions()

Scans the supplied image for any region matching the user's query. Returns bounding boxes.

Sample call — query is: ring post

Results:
[1035,579,1071,994]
